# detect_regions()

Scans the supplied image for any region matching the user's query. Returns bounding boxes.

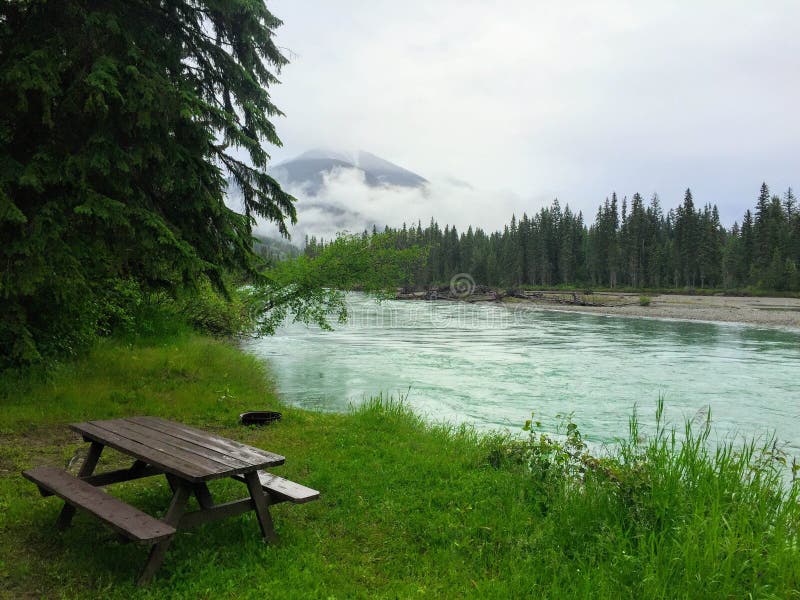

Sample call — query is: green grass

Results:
[1,333,799,598]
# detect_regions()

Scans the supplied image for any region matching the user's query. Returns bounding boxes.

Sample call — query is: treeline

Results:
[305,183,800,291]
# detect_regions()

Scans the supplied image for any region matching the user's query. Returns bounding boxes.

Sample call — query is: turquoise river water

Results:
[243,294,800,452]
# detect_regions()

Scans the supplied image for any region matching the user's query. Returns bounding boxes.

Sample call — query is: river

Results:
[243,294,800,452]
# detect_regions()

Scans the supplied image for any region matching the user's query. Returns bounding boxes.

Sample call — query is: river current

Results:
[244,294,800,452]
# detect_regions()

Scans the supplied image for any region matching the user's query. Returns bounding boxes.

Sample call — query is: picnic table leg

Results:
[128,459,149,477]
[163,475,214,509]
[244,471,278,543]
[192,483,215,509]
[137,480,192,586]
[56,441,103,530]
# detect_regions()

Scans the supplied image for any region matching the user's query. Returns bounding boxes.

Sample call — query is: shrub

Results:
[639,295,652,306]
[510,401,800,595]
[175,279,251,337]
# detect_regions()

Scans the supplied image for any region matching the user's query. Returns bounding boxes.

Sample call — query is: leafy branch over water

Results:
[246,233,427,335]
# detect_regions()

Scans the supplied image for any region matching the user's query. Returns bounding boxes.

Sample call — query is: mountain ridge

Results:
[270,148,428,194]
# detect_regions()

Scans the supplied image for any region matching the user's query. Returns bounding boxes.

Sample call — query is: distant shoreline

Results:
[396,290,800,329]
[510,294,800,330]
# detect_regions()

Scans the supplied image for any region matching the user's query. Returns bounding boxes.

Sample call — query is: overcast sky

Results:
[265,1,799,230]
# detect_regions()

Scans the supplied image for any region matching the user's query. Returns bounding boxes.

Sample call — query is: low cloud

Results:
[266,1,800,226]
[255,167,535,245]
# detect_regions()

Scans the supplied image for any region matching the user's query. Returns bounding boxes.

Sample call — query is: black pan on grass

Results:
[240,411,282,426]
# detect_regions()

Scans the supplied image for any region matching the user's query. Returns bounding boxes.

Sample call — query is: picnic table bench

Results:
[22,416,319,585]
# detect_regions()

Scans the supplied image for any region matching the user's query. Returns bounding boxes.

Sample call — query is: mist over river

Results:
[244,294,800,452]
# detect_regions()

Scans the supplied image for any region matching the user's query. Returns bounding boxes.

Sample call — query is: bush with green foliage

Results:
[490,400,800,595]
[176,279,251,337]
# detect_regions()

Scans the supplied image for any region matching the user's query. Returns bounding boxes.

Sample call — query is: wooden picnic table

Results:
[23,416,319,585]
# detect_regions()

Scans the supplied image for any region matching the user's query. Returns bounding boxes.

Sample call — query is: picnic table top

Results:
[70,416,285,482]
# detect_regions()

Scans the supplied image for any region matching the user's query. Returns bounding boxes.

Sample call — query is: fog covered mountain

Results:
[225,148,519,246]
[270,149,428,194]
[225,149,434,245]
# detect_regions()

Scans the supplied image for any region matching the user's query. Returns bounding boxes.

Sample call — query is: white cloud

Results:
[256,167,531,244]
[264,0,800,226]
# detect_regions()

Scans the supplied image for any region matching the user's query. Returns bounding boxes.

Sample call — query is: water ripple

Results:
[243,294,800,447]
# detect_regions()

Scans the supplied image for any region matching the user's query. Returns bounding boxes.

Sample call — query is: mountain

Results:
[270,149,427,194]
[224,149,430,245]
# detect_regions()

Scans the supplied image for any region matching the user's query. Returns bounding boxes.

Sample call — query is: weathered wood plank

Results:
[83,464,163,487]
[119,418,252,469]
[130,416,284,467]
[71,422,209,481]
[87,419,234,475]
[244,471,277,543]
[22,466,176,543]
[127,418,260,469]
[178,498,255,529]
[56,440,103,529]
[40,464,163,496]
[233,471,320,504]
[257,472,320,504]
[137,482,191,586]
[192,483,215,509]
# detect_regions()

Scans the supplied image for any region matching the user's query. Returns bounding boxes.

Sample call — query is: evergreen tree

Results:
[784,187,796,217]
[722,222,741,288]
[645,194,666,287]
[740,209,756,285]
[675,189,700,287]
[608,193,620,287]
[362,181,794,294]
[753,182,772,271]
[1,0,295,364]
[698,204,723,288]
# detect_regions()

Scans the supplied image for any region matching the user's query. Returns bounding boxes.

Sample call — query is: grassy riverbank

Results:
[1,333,799,599]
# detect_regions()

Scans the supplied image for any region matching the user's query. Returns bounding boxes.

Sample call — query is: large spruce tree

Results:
[0,1,295,364]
